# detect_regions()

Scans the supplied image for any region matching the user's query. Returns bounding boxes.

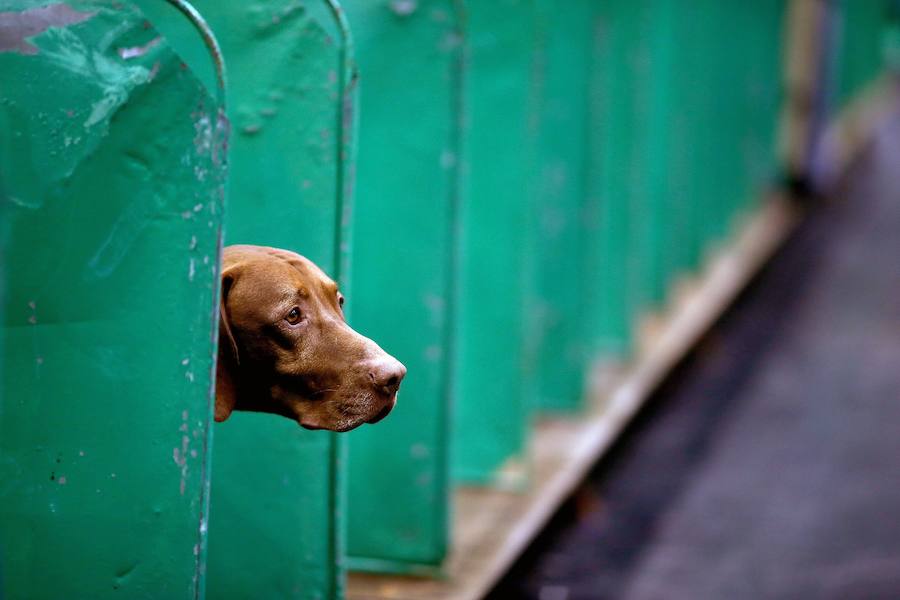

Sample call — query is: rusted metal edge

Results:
[156,4,228,600]
[316,3,357,600]
[163,0,226,109]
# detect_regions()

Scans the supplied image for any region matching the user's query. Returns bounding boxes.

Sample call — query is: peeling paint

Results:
[0,4,96,55]
[440,149,457,169]
[117,35,161,60]
[86,195,155,279]
[389,0,417,17]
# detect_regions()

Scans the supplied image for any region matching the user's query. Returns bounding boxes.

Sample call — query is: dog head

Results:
[215,245,406,432]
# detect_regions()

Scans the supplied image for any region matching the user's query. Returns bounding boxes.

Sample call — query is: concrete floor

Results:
[490,117,900,600]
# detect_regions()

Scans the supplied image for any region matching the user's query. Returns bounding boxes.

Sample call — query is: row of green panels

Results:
[0,0,892,598]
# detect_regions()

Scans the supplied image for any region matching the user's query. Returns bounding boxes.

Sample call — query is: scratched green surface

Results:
[453,0,539,486]
[0,2,226,598]
[148,1,355,598]
[525,0,593,412]
[342,0,461,573]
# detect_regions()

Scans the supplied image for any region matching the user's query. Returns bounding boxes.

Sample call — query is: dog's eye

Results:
[338,294,345,308]
[285,307,303,325]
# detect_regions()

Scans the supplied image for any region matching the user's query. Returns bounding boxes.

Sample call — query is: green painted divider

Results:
[453,0,539,486]
[583,1,647,359]
[834,0,892,108]
[642,0,678,308]
[527,0,594,412]
[342,0,462,574]
[583,1,787,360]
[0,1,226,597]
[677,0,784,256]
[176,2,355,598]
[138,1,357,596]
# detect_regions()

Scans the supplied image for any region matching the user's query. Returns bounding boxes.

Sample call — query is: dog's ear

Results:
[215,269,241,422]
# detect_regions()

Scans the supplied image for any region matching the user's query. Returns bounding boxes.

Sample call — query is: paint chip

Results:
[0,5,96,55]
[117,36,162,60]
[389,0,417,16]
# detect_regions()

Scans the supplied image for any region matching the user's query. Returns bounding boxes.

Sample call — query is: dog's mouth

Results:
[366,401,394,425]
[294,392,396,431]
[366,389,398,425]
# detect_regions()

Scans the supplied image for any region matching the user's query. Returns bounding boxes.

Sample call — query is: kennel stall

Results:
[2,1,897,599]
[0,1,226,596]
[342,0,462,575]
[133,0,356,596]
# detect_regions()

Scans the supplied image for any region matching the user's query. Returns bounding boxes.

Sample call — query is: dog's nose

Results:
[368,356,406,394]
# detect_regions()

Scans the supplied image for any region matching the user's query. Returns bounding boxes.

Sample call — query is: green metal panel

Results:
[680,2,716,270]
[681,0,784,256]
[0,2,226,598]
[737,0,786,215]
[665,1,706,278]
[145,1,357,597]
[583,1,645,358]
[835,0,890,108]
[453,0,539,486]
[526,0,593,412]
[342,0,462,573]
[583,1,787,358]
[642,0,677,307]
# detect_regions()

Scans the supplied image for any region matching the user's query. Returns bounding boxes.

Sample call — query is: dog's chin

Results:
[365,394,397,425]
[297,418,326,431]
[295,408,374,433]
[297,410,385,432]
[295,398,396,432]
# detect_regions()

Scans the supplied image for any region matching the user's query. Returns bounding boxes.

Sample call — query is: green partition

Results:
[834,0,891,108]
[342,0,462,574]
[0,2,226,597]
[527,0,593,412]
[678,0,784,258]
[583,1,646,359]
[642,0,679,306]
[733,1,785,215]
[453,0,539,486]
[584,0,787,358]
[150,1,356,597]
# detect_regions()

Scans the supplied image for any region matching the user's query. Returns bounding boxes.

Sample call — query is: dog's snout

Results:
[368,356,407,394]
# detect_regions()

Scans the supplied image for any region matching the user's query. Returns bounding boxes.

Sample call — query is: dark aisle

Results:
[490,116,900,600]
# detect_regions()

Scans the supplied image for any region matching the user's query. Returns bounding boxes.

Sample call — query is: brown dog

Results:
[215,245,406,432]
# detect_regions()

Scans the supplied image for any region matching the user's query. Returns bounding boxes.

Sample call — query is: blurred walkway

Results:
[490,115,900,600]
